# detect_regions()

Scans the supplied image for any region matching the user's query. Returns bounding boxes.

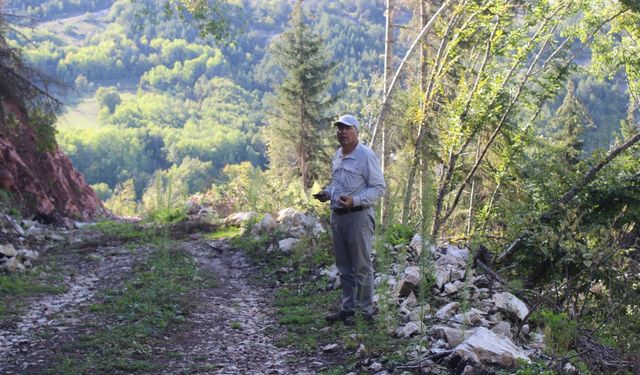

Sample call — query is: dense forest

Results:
[1,0,639,373]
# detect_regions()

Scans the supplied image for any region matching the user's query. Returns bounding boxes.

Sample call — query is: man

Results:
[314,114,386,325]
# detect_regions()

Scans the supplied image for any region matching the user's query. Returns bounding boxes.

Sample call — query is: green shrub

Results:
[538,309,577,356]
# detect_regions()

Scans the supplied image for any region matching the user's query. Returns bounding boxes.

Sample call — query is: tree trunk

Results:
[369,0,453,147]
[380,0,394,227]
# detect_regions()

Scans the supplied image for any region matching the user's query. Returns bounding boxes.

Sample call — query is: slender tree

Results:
[264,0,335,192]
[549,80,594,165]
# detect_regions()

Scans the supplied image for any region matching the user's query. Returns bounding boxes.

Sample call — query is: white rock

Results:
[322,343,340,352]
[224,212,257,226]
[492,292,530,321]
[403,266,422,285]
[452,327,530,367]
[491,321,512,338]
[17,249,39,261]
[435,268,450,289]
[409,234,423,256]
[369,362,383,371]
[450,268,466,282]
[278,238,299,252]
[0,243,18,257]
[445,245,469,262]
[400,321,421,338]
[1,257,24,273]
[401,291,418,309]
[435,302,460,320]
[258,213,278,233]
[452,308,485,325]
[444,282,460,295]
[432,325,475,347]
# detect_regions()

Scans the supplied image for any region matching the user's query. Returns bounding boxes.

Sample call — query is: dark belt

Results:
[333,206,366,215]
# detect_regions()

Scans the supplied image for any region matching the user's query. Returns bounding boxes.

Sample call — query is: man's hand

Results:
[313,191,330,202]
[339,195,353,207]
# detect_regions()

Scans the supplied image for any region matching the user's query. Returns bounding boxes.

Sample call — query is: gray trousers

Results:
[330,208,375,315]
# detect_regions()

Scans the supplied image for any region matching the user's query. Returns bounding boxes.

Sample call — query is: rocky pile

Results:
[227,208,549,374]
[0,213,71,274]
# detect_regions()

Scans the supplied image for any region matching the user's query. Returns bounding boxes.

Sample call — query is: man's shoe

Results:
[325,310,354,324]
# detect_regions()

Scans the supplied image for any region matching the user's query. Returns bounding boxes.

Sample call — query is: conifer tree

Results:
[264,0,335,192]
[550,80,595,165]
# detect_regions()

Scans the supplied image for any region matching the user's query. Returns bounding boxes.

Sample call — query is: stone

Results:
[435,302,460,320]
[322,343,339,352]
[432,325,474,347]
[400,321,421,338]
[444,282,460,295]
[401,291,418,309]
[452,308,485,325]
[435,268,450,289]
[491,321,512,339]
[0,243,18,257]
[224,212,257,226]
[450,268,466,282]
[277,238,299,252]
[369,362,383,371]
[258,214,277,233]
[408,234,423,259]
[3,214,24,236]
[17,249,39,261]
[403,265,422,285]
[451,327,530,367]
[492,292,530,320]
[1,256,24,273]
[445,245,469,262]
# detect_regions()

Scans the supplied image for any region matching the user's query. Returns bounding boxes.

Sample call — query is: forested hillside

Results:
[5,0,385,206]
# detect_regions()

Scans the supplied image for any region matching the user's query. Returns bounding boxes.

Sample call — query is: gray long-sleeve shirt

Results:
[326,143,386,209]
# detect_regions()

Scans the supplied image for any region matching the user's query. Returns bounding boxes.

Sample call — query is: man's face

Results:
[336,124,358,148]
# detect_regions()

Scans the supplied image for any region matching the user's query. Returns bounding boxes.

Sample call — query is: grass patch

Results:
[0,268,67,320]
[207,226,242,240]
[51,235,205,373]
[93,220,157,242]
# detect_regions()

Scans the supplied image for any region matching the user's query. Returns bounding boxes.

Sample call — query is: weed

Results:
[230,321,242,330]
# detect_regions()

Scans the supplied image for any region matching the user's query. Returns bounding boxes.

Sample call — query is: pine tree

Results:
[264,0,335,192]
[550,80,595,165]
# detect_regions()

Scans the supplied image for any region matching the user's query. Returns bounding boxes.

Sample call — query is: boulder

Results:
[0,243,18,257]
[1,256,24,273]
[278,238,299,252]
[224,212,257,226]
[492,292,529,321]
[276,208,325,237]
[491,321,512,339]
[452,308,486,325]
[399,321,421,338]
[451,327,530,368]
[252,213,277,235]
[435,302,460,320]
[432,325,475,347]
[398,266,422,297]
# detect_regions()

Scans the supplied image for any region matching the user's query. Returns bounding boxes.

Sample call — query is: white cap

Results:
[333,114,359,131]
